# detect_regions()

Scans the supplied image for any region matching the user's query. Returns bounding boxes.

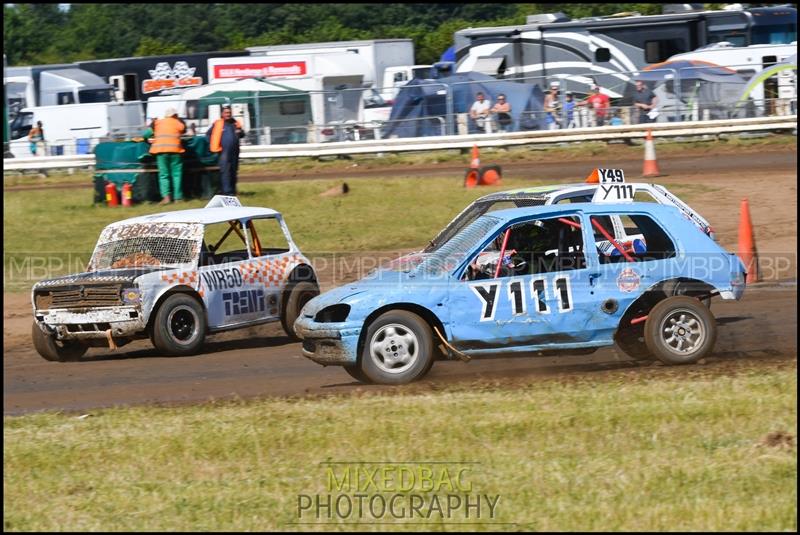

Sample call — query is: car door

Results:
[446,212,622,354]
[242,216,299,322]
[582,208,681,321]
[198,219,267,329]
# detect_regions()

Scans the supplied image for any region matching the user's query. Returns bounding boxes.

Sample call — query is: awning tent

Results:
[381,71,547,138]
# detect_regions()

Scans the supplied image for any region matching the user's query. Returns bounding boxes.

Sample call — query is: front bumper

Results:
[293,315,361,366]
[34,306,146,340]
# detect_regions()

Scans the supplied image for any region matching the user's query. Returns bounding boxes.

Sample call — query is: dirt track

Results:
[3,147,797,415]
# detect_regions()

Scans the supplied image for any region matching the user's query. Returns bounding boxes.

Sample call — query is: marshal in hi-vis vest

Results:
[209,118,243,153]
[149,117,186,154]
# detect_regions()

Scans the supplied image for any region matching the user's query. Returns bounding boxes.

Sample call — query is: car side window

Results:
[464,215,585,280]
[247,218,290,257]
[591,213,676,264]
[201,220,250,266]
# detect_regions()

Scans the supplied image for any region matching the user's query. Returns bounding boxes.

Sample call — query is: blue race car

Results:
[295,202,746,385]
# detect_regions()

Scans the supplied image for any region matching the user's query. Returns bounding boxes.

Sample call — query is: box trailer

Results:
[245,39,417,102]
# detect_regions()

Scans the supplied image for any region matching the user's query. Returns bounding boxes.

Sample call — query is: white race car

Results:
[31,196,319,361]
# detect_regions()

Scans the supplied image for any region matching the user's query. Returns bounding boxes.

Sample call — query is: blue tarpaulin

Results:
[382,72,547,138]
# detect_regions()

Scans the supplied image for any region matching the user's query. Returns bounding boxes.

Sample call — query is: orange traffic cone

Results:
[470,144,480,169]
[642,129,662,177]
[464,144,481,188]
[737,198,759,284]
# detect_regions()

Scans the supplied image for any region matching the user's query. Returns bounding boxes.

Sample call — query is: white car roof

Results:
[108,206,281,227]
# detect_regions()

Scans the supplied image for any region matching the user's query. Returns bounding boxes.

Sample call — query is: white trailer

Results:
[245,39,419,102]
[8,101,145,158]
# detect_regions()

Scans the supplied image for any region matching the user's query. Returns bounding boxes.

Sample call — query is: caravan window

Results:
[78,88,113,103]
[279,100,306,115]
[645,39,689,63]
[57,92,75,105]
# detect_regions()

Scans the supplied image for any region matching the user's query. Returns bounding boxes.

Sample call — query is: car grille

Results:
[35,284,123,310]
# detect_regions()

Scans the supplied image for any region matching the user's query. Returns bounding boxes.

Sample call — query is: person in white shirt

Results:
[470,92,491,133]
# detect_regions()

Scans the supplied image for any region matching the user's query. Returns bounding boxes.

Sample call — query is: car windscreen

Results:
[418,215,500,275]
[90,222,203,270]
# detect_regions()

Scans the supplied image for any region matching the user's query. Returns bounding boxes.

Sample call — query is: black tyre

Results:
[615,325,653,361]
[281,281,320,341]
[151,293,206,356]
[360,310,434,385]
[644,296,717,365]
[31,322,88,362]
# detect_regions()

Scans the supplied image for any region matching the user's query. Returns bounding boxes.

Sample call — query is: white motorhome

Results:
[8,101,145,158]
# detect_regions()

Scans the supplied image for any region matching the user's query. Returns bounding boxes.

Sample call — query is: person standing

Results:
[469,92,491,133]
[581,84,611,126]
[544,82,561,130]
[28,121,45,156]
[633,80,658,124]
[490,93,513,132]
[149,108,186,204]
[563,92,577,128]
[207,105,244,196]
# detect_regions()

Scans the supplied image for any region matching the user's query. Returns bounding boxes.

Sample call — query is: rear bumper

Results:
[35,306,145,340]
[293,315,361,366]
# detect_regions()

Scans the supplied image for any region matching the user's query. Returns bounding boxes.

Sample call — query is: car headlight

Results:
[121,287,141,305]
[315,304,351,323]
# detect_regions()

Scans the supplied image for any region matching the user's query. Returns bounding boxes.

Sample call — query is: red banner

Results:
[213,62,307,79]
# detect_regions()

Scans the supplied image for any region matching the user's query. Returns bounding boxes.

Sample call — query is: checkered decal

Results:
[160,271,198,286]
[239,254,300,287]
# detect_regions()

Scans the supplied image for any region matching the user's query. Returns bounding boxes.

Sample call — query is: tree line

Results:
[6,3,686,66]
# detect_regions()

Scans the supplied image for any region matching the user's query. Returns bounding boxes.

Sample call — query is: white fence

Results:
[3,115,796,172]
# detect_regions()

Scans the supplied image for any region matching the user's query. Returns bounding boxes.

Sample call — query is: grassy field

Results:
[3,365,796,531]
[2,174,717,292]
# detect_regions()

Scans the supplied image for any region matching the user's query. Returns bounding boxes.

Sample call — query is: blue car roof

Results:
[483,202,684,223]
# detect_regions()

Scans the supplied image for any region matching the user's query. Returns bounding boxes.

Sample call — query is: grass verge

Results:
[4,365,796,531]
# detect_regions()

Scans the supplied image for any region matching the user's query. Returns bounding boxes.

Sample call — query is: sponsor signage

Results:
[142,61,203,94]
[213,61,307,79]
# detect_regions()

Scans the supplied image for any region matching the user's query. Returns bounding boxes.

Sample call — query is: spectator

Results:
[633,80,658,124]
[609,110,624,126]
[149,108,187,204]
[207,105,245,196]
[470,92,491,133]
[490,93,513,132]
[187,123,198,137]
[563,92,577,128]
[28,121,45,156]
[581,84,611,126]
[544,82,561,130]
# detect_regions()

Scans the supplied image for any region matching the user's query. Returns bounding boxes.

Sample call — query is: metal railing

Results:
[4,115,796,171]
